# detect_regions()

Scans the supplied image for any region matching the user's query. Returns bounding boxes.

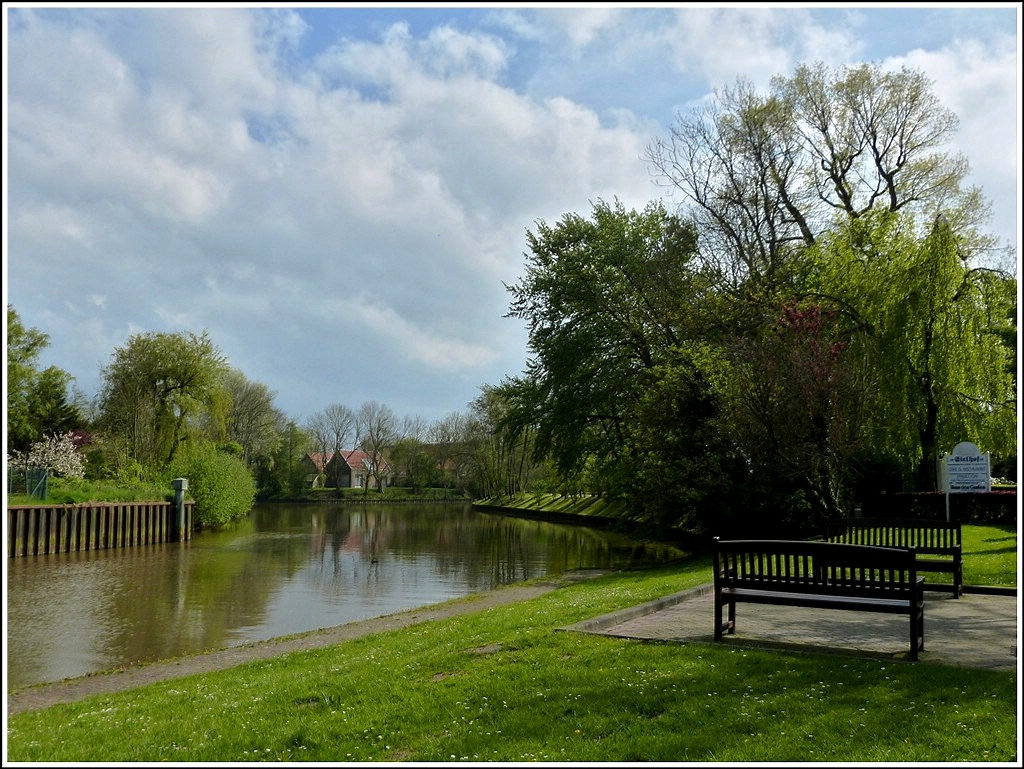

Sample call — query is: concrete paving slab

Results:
[564,585,1019,671]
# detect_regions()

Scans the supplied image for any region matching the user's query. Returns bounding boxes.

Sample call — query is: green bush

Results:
[167,442,256,528]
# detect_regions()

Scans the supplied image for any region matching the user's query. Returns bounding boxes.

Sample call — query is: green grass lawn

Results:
[5,529,1017,763]
[959,523,1018,587]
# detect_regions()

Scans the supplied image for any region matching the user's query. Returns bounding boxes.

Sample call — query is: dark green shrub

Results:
[864,491,1017,525]
[167,441,256,528]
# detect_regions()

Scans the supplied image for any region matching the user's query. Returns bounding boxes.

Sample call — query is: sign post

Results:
[939,442,990,521]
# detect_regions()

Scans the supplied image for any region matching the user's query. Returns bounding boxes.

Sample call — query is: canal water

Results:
[5,502,683,690]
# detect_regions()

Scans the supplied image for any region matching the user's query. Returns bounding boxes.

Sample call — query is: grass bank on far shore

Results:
[6,545,1017,763]
[474,491,628,519]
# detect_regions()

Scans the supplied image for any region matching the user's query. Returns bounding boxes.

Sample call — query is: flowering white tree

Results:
[21,432,86,479]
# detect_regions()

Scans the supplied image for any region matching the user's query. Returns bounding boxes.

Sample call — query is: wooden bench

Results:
[713,538,926,660]
[825,518,963,598]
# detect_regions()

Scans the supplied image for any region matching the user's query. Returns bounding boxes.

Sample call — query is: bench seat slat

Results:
[720,587,922,614]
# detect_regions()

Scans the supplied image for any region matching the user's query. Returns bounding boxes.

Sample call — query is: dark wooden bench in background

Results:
[713,538,926,660]
[825,518,962,598]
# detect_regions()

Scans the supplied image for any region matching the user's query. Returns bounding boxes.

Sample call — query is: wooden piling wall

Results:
[7,501,194,557]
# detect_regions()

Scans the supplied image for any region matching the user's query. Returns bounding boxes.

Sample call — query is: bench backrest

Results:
[825,518,961,555]
[713,538,919,598]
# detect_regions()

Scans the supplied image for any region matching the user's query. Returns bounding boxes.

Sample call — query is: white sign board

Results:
[942,441,991,493]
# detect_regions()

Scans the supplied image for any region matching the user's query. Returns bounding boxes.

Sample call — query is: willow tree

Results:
[97,329,228,470]
[808,210,1016,491]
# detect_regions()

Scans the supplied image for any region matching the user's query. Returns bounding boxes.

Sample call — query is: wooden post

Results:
[171,478,189,542]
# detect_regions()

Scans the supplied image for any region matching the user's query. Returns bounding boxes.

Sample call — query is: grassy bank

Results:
[475,492,629,519]
[6,478,172,506]
[6,524,1017,762]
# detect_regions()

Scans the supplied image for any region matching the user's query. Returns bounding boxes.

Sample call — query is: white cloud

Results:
[894,34,1019,255]
[11,204,93,247]
[316,21,510,85]
[345,296,500,370]
[253,7,309,58]
[128,8,278,113]
[418,24,511,79]
[5,6,1017,423]
[546,7,624,50]
[600,7,863,91]
[7,12,239,225]
[487,7,624,51]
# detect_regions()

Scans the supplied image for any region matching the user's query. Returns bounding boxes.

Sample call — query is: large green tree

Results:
[504,199,705,487]
[626,356,751,539]
[499,63,1016,534]
[6,305,83,452]
[97,329,228,470]
[501,199,751,536]
[258,419,311,498]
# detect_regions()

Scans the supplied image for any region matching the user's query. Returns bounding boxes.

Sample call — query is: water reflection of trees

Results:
[7,502,685,690]
[296,503,681,589]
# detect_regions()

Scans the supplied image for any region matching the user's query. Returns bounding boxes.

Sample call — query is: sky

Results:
[3,3,1020,430]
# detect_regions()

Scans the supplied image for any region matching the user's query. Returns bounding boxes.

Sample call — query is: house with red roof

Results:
[301,450,392,490]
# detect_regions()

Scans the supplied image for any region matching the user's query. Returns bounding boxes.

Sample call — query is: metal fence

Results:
[7,466,49,500]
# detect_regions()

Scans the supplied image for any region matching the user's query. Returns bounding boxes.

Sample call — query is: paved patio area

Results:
[563,585,1019,671]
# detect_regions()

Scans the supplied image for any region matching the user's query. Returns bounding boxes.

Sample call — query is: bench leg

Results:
[714,594,723,641]
[713,595,735,641]
[909,607,924,661]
